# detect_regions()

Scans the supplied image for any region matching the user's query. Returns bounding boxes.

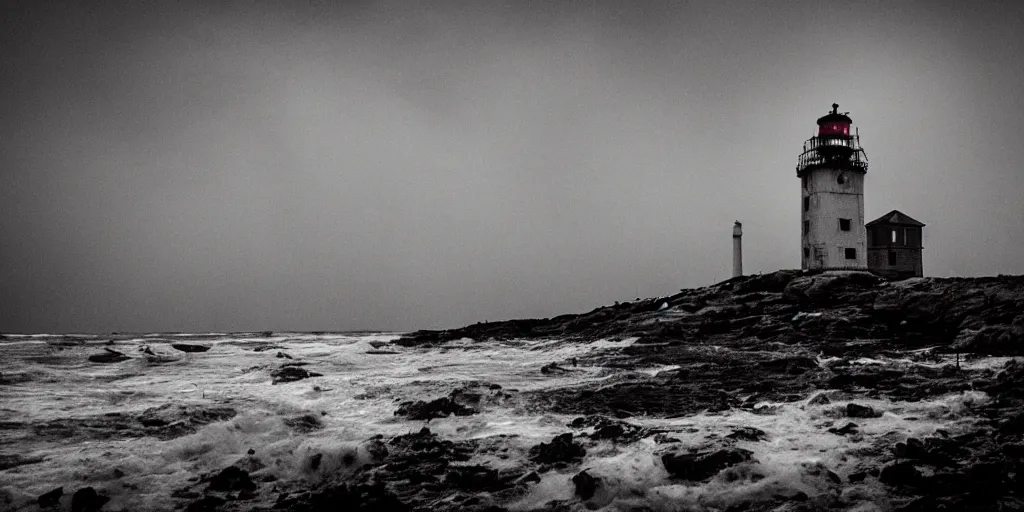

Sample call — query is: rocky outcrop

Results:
[395,271,1024,355]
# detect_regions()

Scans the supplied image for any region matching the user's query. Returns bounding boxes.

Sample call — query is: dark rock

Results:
[171,343,211,353]
[808,393,831,405]
[71,487,109,512]
[185,495,225,512]
[284,414,324,432]
[662,448,753,481]
[247,448,255,455]
[515,471,541,485]
[88,349,129,363]
[572,470,600,500]
[445,465,501,491]
[726,427,768,442]
[529,433,586,463]
[846,403,880,418]
[848,471,868,482]
[38,486,62,508]
[304,483,409,512]
[276,351,293,359]
[394,397,477,420]
[309,453,323,470]
[828,422,859,435]
[271,365,323,384]
[879,461,922,487]
[206,466,256,492]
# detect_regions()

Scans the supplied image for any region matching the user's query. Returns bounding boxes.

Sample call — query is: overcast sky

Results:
[2,1,1023,333]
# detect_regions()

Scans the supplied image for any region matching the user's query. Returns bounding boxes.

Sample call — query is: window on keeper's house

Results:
[803,247,810,259]
[804,196,810,212]
[839,218,851,231]
[845,248,857,259]
[888,251,897,265]
[803,220,809,236]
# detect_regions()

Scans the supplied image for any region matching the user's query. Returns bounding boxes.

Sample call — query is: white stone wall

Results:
[801,168,867,269]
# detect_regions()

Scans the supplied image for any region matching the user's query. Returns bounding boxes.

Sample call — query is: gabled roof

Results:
[866,210,925,228]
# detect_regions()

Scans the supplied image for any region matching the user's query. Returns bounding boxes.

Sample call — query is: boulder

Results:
[846,403,880,418]
[572,470,600,500]
[394,397,477,420]
[271,365,323,384]
[206,466,256,492]
[529,433,586,463]
[88,349,129,363]
[71,487,109,512]
[661,448,753,481]
[37,486,62,508]
[171,343,210,353]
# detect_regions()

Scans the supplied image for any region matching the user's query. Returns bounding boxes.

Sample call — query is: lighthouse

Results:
[797,104,869,270]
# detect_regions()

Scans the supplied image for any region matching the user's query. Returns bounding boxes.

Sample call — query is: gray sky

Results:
[3,1,1023,333]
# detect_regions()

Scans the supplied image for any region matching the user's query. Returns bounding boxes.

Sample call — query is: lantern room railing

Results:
[796,134,868,175]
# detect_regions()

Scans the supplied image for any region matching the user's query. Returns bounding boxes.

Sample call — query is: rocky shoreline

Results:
[3,270,1024,511]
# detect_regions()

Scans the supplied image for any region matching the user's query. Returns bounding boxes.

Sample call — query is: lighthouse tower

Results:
[797,104,869,270]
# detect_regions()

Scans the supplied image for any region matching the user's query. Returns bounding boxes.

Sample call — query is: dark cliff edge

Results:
[396,270,1024,356]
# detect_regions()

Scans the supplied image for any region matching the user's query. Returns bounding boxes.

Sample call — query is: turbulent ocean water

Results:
[0,331,1015,511]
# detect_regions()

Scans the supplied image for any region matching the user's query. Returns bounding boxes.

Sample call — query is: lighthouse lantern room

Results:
[797,104,869,270]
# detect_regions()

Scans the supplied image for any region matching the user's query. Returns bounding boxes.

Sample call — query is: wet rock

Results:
[572,470,600,500]
[185,495,225,512]
[726,427,768,442]
[271,365,323,384]
[88,348,129,363]
[38,486,62,508]
[529,433,586,463]
[846,403,880,418]
[394,397,477,420]
[309,453,323,470]
[848,471,868,483]
[445,465,502,491]
[879,461,922,487]
[661,448,753,481]
[808,393,832,405]
[206,466,256,492]
[171,343,211,353]
[71,487,109,512]
[304,483,409,512]
[276,351,293,359]
[828,422,859,435]
[284,413,324,432]
[515,471,541,485]
[136,404,237,439]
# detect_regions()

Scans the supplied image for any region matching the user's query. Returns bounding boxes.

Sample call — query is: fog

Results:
[3,1,1023,332]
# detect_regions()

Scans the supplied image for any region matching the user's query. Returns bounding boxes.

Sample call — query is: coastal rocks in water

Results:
[276,351,293,359]
[529,433,586,463]
[300,483,409,512]
[828,422,860,436]
[38,487,63,507]
[271,364,323,384]
[284,413,324,432]
[185,495,225,512]
[571,416,647,443]
[394,396,477,420]
[726,427,769,442]
[846,403,881,418]
[661,448,753,481]
[206,466,256,492]
[137,404,237,439]
[572,470,600,500]
[70,487,109,512]
[879,461,923,488]
[171,343,211,353]
[88,348,129,363]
